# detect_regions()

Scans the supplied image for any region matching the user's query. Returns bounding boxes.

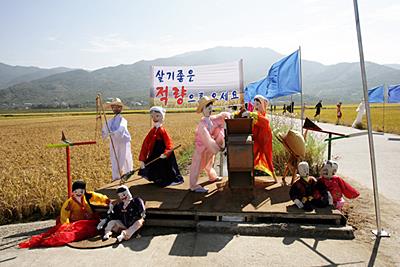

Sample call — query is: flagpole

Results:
[352,0,389,237]
[290,94,293,127]
[299,46,304,133]
[383,84,386,133]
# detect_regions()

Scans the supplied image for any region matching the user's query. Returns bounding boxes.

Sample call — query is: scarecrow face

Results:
[298,162,309,178]
[203,103,213,117]
[321,160,338,179]
[118,191,130,202]
[72,188,85,199]
[151,111,163,123]
[254,99,267,113]
[111,105,122,114]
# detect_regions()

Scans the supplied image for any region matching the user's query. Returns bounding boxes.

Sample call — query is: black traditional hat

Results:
[72,180,86,192]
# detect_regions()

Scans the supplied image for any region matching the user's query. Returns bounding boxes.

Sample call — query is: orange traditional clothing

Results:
[249,111,275,176]
[60,191,110,224]
[19,191,109,248]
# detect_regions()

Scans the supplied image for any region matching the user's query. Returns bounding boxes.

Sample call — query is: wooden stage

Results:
[97,175,346,228]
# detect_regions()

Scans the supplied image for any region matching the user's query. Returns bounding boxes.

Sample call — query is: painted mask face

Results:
[254,99,267,113]
[118,191,130,202]
[151,111,163,123]
[111,105,122,114]
[298,162,309,178]
[203,104,213,117]
[321,160,338,179]
[72,188,85,199]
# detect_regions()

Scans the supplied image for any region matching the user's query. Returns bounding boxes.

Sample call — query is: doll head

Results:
[196,96,215,117]
[254,95,268,113]
[298,161,309,179]
[150,106,165,125]
[117,185,133,203]
[72,180,86,200]
[321,160,338,179]
[108,98,124,115]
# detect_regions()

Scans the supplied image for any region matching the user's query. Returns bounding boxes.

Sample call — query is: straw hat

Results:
[278,130,305,158]
[104,98,125,109]
[196,96,215,113]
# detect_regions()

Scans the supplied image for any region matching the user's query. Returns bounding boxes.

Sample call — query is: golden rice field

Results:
[0,113,198,225]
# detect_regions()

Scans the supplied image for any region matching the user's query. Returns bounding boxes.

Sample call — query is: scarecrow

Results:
[317,160,360,210]
[19,180,110,248]
[242,95,276,181]
[102,97,133,181]
[138,106,184,187]
[100,185,145,242]
[290,162,330,211]
[189,96,231,193]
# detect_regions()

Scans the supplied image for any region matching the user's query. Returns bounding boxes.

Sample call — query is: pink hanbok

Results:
[189,112,230,190]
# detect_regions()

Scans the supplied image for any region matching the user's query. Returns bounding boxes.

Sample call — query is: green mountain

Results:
[385,64,400,71]
[0,63,72,89]
[1,47,399,108]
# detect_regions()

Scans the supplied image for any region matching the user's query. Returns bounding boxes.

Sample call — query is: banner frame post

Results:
[353,0,390,238]
[299,46,304,134]
[239,59,245,106]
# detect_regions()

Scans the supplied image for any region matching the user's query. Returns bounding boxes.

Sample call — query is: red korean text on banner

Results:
[173,86,187,105]
[156,86,169,105]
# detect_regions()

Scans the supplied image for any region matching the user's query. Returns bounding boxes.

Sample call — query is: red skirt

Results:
[19,219,99,248]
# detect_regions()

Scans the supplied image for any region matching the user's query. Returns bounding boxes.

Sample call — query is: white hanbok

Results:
[102,114,133,180]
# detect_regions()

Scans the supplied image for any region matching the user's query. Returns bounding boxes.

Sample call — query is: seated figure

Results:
[317,160,360,210]
[101,185,145,242]
[19,180,110,248]
[290,162,330,211]
[138,106,184,187]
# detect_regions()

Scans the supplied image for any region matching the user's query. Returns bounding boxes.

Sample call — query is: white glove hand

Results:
[140,161,145,169]
[107,203,114,214]
[242,111,250,117]
[97,218,107,230]
[294,199,304,209]
[327,192,334,205]
[160,153,167,159]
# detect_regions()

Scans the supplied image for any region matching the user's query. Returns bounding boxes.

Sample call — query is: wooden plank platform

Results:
[97,175,345,227]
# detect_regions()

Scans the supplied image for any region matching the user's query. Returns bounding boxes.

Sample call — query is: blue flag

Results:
[265,50,301,99]
[244,49,301,102]
[368,85,384,103]
[388,84,400,103]
[244,77,268,103]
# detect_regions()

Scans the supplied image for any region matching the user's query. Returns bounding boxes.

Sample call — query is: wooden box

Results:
[225,118,254,189]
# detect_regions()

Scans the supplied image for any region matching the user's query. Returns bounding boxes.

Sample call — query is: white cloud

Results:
[82,34,134,53]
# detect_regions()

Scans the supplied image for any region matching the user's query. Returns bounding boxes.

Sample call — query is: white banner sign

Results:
[150,60,243,108]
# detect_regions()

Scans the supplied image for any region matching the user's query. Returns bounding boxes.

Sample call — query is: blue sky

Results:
[0,0,399,70]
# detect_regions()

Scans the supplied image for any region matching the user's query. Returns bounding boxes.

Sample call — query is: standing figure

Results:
[317,160,360,210]
[102,98,133,181]
[101,185,145,242]
[352,100,365,128]
[19,180,110,248]
[314,100,323,121]
[336,102,342,125]
[138,106,184,187]
[242,95,276,181]
[189,96,230,193]
[290,162,329,211]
